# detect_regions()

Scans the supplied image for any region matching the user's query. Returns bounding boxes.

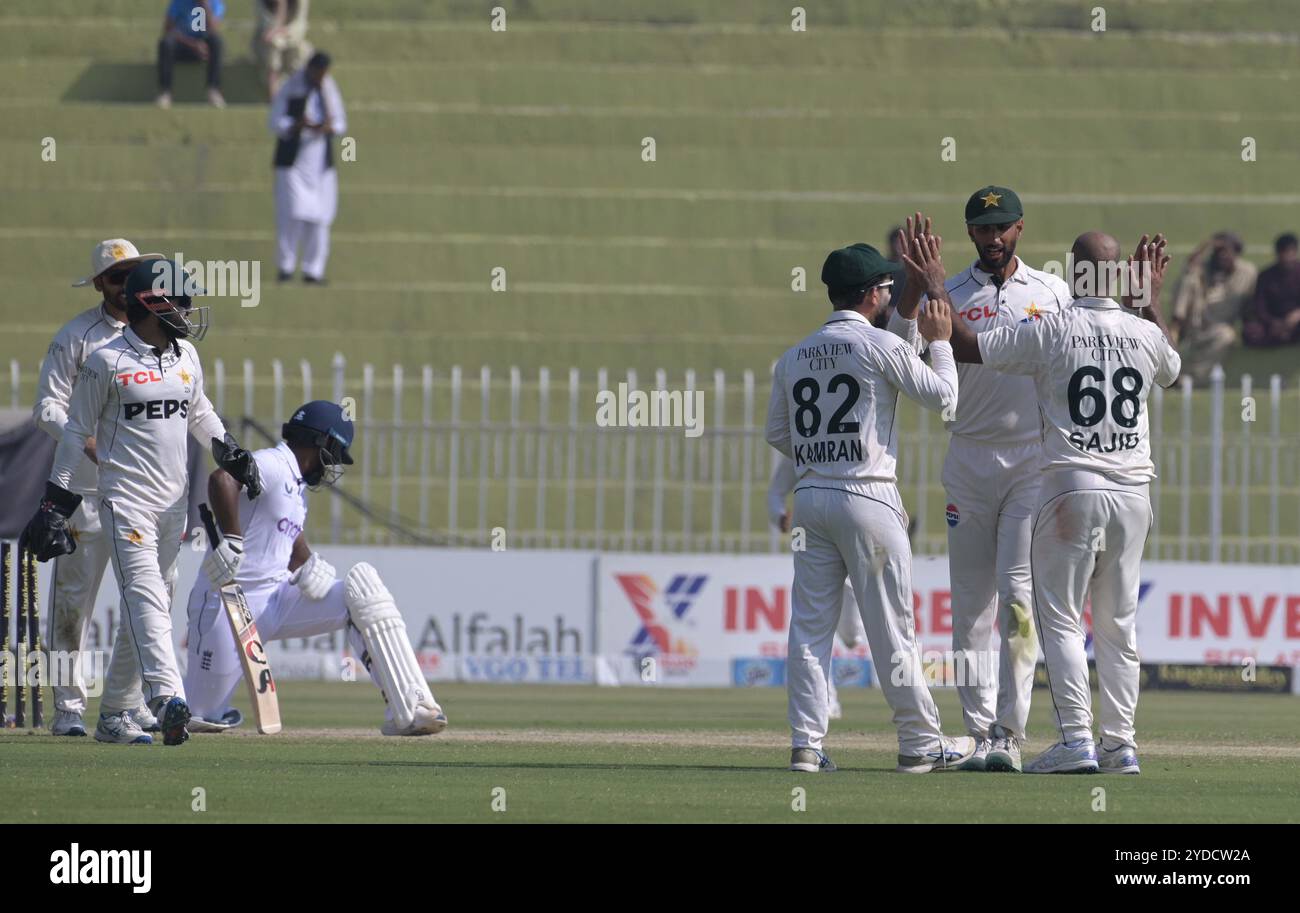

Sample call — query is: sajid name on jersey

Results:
[794,438,863,467]
[1070,431,1140,454]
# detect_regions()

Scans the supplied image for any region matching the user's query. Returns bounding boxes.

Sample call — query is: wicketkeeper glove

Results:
[212,433,264,499]
[23,481,83,562]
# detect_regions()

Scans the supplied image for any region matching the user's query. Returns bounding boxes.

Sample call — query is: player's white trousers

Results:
[1031,469,1151,749]
[788,483,944,754]
[183,576,363,722]
[46,498,143,714]
[942,436,1040,740]
[99,497,187,712]
[825,585,867,713]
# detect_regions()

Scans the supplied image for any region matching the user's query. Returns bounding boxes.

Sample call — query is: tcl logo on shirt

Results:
[960,304,998,323]
[118,370,164,387]
[124,399,189,420]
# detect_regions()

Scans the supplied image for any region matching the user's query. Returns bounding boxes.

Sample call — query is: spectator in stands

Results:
[253,0,313,101]
[1242,233,1300,348]
[157,0,226,109]
[1169,231,1257,383]
[270,51,346,284]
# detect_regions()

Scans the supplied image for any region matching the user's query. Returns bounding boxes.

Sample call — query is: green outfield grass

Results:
[1,682,1296,823]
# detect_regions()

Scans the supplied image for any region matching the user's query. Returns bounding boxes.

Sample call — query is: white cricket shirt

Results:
[766,309,958,490]
[33,304,127,496]
[49,327,227,511]
[977,296,1181,484]
[892,257,1072,443]
[225,442,308,588]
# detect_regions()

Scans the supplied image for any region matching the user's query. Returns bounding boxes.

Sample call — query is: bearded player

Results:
[24,258,262,746]
[767,242,976,774]
[889,190,1071,772]
[911,229,1178,774]
[184,400,447,736]
[34,240,165,737]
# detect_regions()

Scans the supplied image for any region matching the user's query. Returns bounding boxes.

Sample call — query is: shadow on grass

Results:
[60,62,266,105]
[364,760,879,774]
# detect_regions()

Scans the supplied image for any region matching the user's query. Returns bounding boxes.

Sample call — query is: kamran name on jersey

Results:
[794,438,863,466]
[796,342,854,371]
[1070,431,1140,454]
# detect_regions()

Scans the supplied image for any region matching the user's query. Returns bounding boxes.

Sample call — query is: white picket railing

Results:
[8,357,1300,562]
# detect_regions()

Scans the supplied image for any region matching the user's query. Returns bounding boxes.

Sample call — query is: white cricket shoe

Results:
[897,736,977,773]
[156,91,172,109]
[1025,739,1098,774]
[790,747,837,773]
[129,705,160,732]
[50,710,87,737]
[382,701,448,736]
[94,710,153,745]
[1098,742,1141,775]
[986,724,1022,773]
[958,736,989,771]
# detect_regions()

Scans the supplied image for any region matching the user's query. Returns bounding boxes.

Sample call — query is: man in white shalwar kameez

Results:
[270,51,345,284]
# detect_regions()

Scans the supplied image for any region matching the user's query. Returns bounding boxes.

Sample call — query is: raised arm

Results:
[900,232,982,363]
[891,213,932,321]
[1122,232,1176,346]
[879,298,958,415]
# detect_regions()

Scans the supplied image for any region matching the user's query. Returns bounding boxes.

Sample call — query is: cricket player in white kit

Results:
[33,240,164,737]
[25,258,263,746]
[767,453,868,721]
[890,191,1073,772]
[766,242,976,774]
[931,230,1180,775]
[185,401,446,736]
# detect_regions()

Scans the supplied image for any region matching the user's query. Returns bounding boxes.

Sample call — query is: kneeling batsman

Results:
[183,400,447,736]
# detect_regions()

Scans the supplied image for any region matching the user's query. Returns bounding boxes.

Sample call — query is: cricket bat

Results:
[199,503,282,735]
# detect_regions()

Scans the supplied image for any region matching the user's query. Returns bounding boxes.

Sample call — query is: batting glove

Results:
[203,535,243,589]
[291,550,336,600]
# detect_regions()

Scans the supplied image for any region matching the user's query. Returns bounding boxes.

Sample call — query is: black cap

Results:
[965,185,1023,225]
[821,243,899,290]
[308,51,332,70]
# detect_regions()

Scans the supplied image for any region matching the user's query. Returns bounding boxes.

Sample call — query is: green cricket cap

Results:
[965,185,1023,225]
[821,243,899,290]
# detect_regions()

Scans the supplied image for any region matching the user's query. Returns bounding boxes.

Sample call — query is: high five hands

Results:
[897,221,952,342]
[1122,233,1170,309]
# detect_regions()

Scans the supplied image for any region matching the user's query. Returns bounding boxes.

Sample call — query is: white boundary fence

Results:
[8,358,1300,562]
